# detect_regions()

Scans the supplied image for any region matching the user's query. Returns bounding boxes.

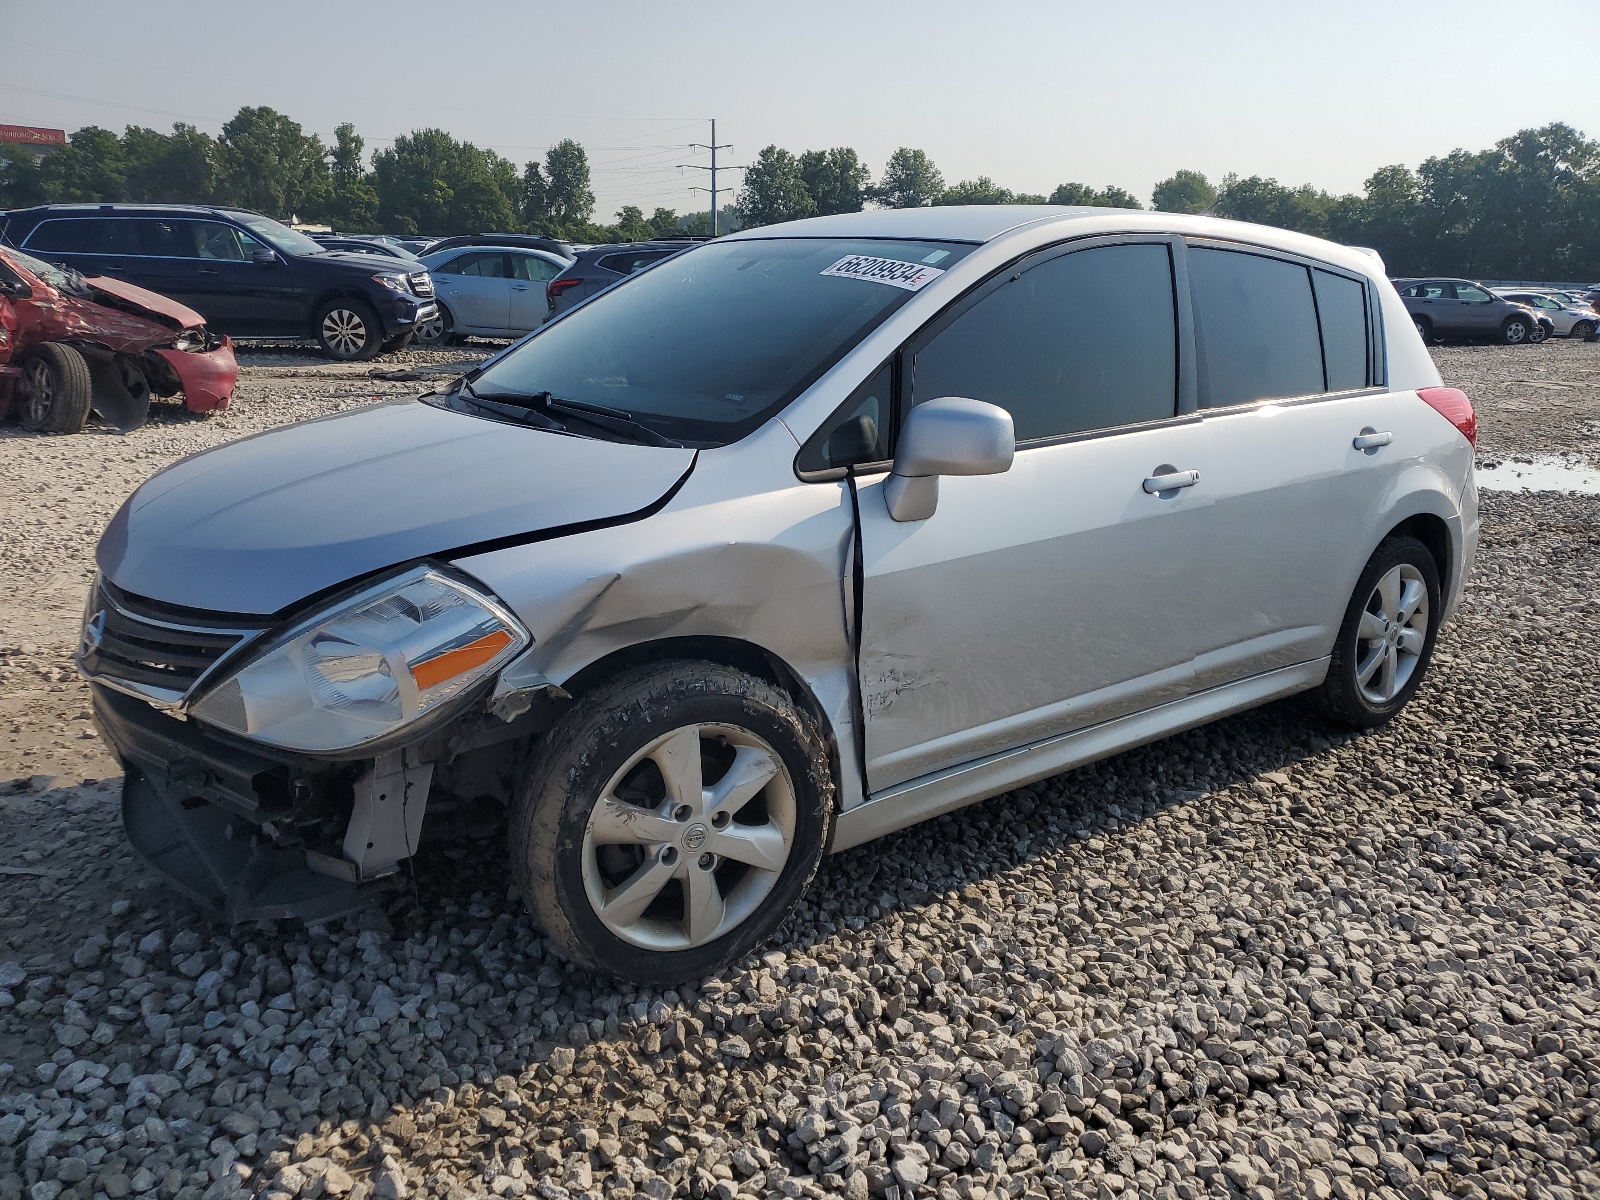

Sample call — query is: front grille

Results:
[80,580,268,703]
[408,272,434,299]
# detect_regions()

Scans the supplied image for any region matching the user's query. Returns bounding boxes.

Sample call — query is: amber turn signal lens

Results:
[409,629,515,691]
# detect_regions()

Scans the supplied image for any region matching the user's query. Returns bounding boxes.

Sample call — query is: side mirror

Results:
[0,280,31,300]
[251,248,278,267]
[883,396,1015,522]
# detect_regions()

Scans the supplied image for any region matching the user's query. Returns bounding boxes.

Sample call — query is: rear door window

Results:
[23,219,107,254]
[1190,247,1323,407]
[1454,283,1492,303]
[1312,269,1370,391]
[911,242,1178,441]
[511,254,559,282]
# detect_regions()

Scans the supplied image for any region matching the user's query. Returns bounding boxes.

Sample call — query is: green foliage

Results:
[936,176,1021,205]
[544,139,595,230]
[6,109,1597,278]
[123,124,216,203]
[798,148,870,216]
[736,146,817,228]
[1048,182,1142,209]
[36,126,127,201]
[873,148,944,208]
[612,205,653,242]
[372,128,519,235]
[1150,169,1216,214]
[215,107,330,219]
[327,123,377,231]
[649,207,681,238]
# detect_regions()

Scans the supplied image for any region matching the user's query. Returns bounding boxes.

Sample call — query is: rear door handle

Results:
[1143,469,1200,494]
[197,268,219,276]
[511,284,528,291]
[1352,429,1393,451]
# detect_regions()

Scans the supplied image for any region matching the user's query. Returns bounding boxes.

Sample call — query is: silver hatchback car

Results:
[81,206,1478,984]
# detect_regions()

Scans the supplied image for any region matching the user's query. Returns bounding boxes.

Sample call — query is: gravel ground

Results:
[2,343,1599,1200]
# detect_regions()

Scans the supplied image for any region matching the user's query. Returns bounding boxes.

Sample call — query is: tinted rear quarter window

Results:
[24,218,106,254]
[1312,269,1369,391]
[912,242,1177,441]
[1190,247,1323,408]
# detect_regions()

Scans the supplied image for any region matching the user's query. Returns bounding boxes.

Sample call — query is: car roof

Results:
[420,244,568,263]
[5,202,256,220]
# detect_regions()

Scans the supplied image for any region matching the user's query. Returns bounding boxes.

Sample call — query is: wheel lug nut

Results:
[698,853,715,870]
[711,811,731,829]
[673,804,693,822]
[660,846,679,866]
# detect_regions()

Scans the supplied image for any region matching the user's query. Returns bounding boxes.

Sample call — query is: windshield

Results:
[468,237,973,446]
[233,213,327,257]
[5,247,89,296]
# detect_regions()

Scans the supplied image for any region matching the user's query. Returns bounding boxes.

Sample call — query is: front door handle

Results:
[1143,468,1200,494]
[511,284,528,291]
[1352,429,1393,451]
[197,268,219,276]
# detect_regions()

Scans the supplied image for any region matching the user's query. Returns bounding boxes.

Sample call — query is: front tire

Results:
[514,661,833,984]
[1570,320,1595,340]
[314,298,384,361]
[414,305,453,347]
[1529,321,1549,344]
[1412,314,1433,343]
[1311,535,1441,728]
[17,343,92,434]
[1501,316,1531,345]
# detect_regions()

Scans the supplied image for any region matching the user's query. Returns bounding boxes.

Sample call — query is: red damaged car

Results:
[0,245,237,434]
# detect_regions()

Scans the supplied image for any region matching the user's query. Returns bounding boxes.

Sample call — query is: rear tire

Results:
[1411,315,1433,343]
[17,343,92,434]
[513,661,833,985]
[1310,535,1441,729]
[314,298,384,361]
[1501,316,1531,345]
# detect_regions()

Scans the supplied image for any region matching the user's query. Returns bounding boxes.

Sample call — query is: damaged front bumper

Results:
[92,684,384,923]
[150,335,237,414]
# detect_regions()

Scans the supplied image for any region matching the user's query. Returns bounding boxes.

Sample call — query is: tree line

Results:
[2,107,1596,279]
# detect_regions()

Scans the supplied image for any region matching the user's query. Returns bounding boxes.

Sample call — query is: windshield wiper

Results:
[455,382,565,432]
[474,389,682,448]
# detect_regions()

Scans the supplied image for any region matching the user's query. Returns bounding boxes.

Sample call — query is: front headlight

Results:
[373,273,410,293]
[190,566,528,753]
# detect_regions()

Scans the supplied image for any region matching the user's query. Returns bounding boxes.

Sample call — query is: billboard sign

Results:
[0,125,67,146]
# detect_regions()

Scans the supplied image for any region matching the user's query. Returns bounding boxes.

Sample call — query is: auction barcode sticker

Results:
[820,255,945,291]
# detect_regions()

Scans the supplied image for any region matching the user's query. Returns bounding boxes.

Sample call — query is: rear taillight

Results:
[546,278,582,301]
[1417,386,1476,446]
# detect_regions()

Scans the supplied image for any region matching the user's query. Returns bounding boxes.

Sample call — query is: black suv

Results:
[0,204,437,360]
[544,239,701,320]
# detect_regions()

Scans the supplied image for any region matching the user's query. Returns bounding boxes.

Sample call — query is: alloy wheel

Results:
[581,722,796,951]
[1354,563,1429,706]
[416,312,446,344]
[321,308,369,357]
[21,359,54,427]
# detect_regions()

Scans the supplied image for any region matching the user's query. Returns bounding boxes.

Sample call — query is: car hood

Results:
[82,274,206,331]
[97,399,696,615]
[304,250,416,277]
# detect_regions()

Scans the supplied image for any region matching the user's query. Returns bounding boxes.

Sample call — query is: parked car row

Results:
[1394,276,1598,345]
[0,244,237,434]
[0,204,438,361]
[412,237,702,345]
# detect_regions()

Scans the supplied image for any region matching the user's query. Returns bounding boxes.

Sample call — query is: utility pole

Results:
[687,119,734,236]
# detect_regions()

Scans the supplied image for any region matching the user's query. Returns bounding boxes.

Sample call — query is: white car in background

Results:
[1493,289,1598,340]
[415,245,573,344]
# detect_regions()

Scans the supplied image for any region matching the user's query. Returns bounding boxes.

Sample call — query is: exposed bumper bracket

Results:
[338,751,434,882]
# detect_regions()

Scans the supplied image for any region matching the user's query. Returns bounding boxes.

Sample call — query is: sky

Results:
[4,0,1597,223]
